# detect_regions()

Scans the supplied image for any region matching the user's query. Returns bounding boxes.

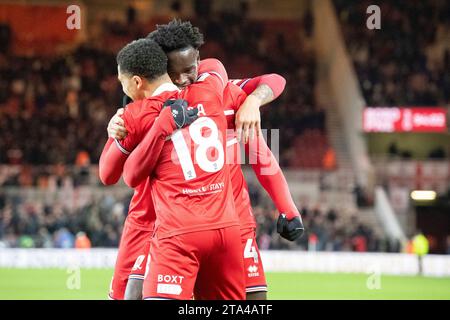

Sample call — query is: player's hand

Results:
[107,108,128,140]
[235,95,262,144]
[163,99,199,129]
[277,214,305,241]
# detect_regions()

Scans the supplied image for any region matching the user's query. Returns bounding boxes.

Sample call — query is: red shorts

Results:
[109,219,153,300]
[240,227,267,293]
[142,226,245,300]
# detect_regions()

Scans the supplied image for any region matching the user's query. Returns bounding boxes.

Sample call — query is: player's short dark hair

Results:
[147,19,204,53]
[116,38,167,81]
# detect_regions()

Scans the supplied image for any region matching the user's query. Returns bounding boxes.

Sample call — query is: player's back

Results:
[118,90,182,229]
[119,90,179,152]
[126,177,156,229]
[222,82,256,230]
[150,74,238,239]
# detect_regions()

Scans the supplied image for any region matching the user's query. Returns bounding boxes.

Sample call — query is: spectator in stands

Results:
[54,228,75,249]
[75,231,91,249]
[323,147,337,170]
[428,147,446,159]
[388,142,398,158]
[0,7,325,169]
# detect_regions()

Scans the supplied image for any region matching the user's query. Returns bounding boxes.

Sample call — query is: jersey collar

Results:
[152,82,180,97]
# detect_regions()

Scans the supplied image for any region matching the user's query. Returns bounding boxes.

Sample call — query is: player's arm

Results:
[236,74,286,104]
[245,135,299,219]
[122,100,198,188]
[98,107,139,185]
[99,137,128,185]
[233,74,286,144]
[121,110,171,188]
[245,135,304,241]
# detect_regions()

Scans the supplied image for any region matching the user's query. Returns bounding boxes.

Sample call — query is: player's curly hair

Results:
[116,38,167,81]
[147,19,204,53]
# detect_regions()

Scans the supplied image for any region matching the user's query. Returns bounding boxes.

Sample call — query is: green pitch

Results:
[0,268,449,300]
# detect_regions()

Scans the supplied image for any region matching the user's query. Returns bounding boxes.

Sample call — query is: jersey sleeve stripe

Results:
[224,110,235,116]
[239,78,251,89]
[208,71,225,87]
[114,139,131,155]
[245,286,268,293]
[197,71,225,87]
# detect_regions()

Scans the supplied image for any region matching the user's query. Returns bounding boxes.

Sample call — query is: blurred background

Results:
[0,0,449,298]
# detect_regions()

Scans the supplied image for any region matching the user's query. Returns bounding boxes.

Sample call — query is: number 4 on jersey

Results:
[244,238,259,264]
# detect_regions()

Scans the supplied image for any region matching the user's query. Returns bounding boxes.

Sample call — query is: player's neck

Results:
[144,74,175,99]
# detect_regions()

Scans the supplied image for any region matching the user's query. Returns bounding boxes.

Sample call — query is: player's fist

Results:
[107,108,128,140]
[163,99,199,129]
[235,95,262,144]
[107,95,131,140]
[277,214,305,241]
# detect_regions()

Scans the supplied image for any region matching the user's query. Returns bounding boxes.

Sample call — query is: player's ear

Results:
[132,75,143,89]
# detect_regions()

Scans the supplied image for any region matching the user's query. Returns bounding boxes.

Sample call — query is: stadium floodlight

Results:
[410,190,437,201]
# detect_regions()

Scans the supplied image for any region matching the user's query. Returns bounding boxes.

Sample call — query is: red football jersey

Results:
[125,178,155,229]
[117,79,253,231]
[223,78,301,226]
[117,86,180,230]
[223,82,257,230]
[150,72,239,239]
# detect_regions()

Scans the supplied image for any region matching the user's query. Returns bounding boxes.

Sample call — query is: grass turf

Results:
[0,268,449,300]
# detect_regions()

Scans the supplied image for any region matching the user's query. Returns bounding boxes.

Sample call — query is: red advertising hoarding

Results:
[363,107,448,133]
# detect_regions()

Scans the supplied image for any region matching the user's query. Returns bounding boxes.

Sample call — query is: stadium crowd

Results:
[0,180,400,253]
[0,4,331,250]
[0,4,326,169]
[336,0,450,107]
[3,2,444,253]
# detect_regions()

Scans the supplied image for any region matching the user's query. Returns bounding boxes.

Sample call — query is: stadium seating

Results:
[335,0,449,106]
[0,3,418,252]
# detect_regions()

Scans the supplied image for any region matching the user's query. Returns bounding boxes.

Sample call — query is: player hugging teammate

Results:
[99,19,304,300]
